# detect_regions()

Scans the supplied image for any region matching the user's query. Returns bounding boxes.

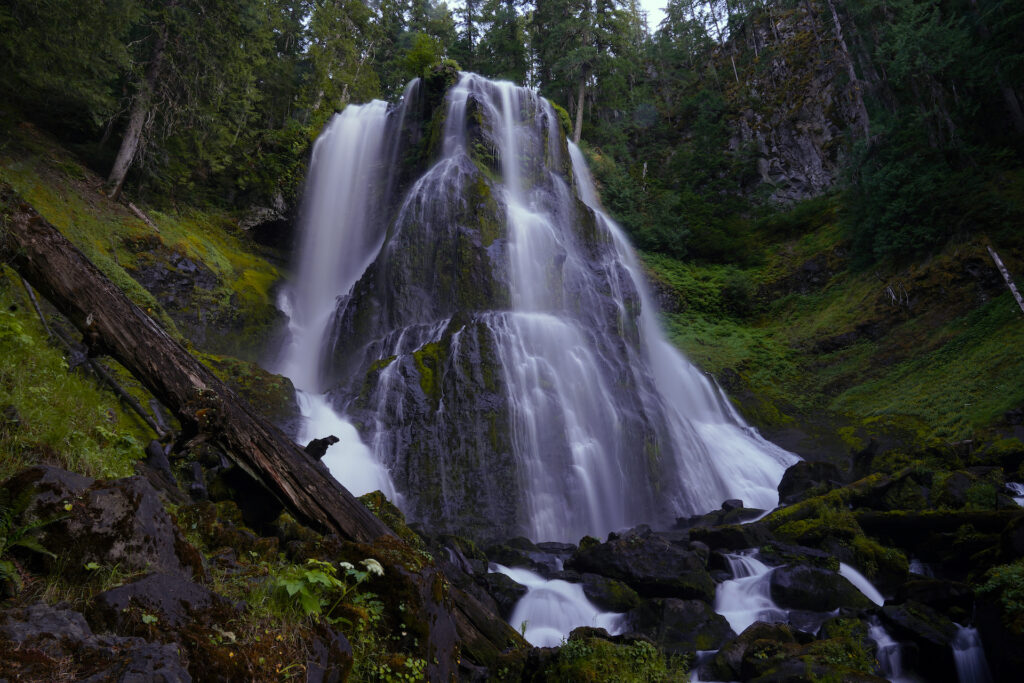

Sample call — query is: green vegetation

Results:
[644,192,1024,448]
[540,634,689,682]
[0,275,150,482]
[979,559,1024,635]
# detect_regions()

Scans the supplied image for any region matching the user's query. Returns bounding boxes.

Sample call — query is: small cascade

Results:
[838,563,885,606]
[714,553,786,634]
[867,619,915,683]
[490,564,624,647]
[908,557,936,577]
[1006,482,1024,506]
[952,626,994,683]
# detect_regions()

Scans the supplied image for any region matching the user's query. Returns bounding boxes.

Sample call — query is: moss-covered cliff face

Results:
[645,192,1024,462]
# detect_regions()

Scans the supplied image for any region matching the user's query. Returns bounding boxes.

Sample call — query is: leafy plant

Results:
[271,557,384,620]
[0,485,60,593]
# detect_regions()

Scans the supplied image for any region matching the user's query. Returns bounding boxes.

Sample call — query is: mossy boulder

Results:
[626,598,735,654]
[777,460,845,505]
[565,530,715,602]
[879,601,958,682]
[769,565,874,611]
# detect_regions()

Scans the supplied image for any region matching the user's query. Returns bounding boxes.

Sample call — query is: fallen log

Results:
[0,186,525,675]
[0,186,391,544]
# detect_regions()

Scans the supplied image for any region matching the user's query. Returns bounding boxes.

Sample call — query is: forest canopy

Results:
[1,0,1021,265]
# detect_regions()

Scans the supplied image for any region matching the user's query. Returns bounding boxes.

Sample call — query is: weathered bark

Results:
[574,77,585,144]
[107,27,168,199]
[0,187,524,675]
[988,245,1024,315]
[1,187,390,543]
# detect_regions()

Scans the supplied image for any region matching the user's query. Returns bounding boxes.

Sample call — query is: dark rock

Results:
[90,572,237,632]
[769,565,873,611]
[3,466,203,579]
[565,531,715,601]
[145,439,175,483]
[677,506,766,529]
[579,573,641,612]
[1000,514,1024,560]
[304,623,354,683]
[626,598,735,654]
[0,602,191,682]
[706,622,799,682]
[894,579,973,621]
[188,461,208,501]
[777,461,844,505]
[536,541,576,554]
[930,471,975,509]
[879,601,957,682]
[977,594,1024,682]
[305,435,340,460]
[759,542,837,571]
[722,499,744,512]
[749,659,886,683]
[851,439,880,479]
[689,522,774,551]
[477,572,527,620]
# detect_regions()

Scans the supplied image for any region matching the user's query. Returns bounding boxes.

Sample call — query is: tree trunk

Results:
[987,245,1024,315]
[574,77,586,143]
[106,27,168,199]
[0,186,524,675]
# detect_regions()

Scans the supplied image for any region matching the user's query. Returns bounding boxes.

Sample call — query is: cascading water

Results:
[867,620,915,683]
[490,564,624,647]
[952,626,994,683]
[287,72,797,542]
[275,98,405,499]
[714,553,786,634]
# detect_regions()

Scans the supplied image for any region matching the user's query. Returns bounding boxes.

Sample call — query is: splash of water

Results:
[491,564,624,647]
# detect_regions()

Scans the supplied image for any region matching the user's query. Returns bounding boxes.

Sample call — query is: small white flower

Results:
[361,558,385,576]
[339,562,355,571]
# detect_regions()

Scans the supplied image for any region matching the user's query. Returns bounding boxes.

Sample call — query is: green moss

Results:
[542,636,688,683]
[412,341,446,409]
[0,271,150,482]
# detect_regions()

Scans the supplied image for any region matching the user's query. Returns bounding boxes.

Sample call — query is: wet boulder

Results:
[579,573,641,612]
[304,622,354,683]
[626,598,735,654]
[879,601,957,682]
[565,530,715,601]
[477,572,528,620]
[688,521,774,551]
[89,572,239,633]
[769,565,873,611]
[3,466,204,580]
[704,622,801,682]
[777,460,845,505]
[0,602,191,682]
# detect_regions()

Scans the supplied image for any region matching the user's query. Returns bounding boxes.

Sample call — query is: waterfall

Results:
[714,553,786,634]
[275,95,412,499]
[867,620,914,683]
[491,564,624,647]
[952,626,994,683]
[286,72,797,541]
[838,562,885,606]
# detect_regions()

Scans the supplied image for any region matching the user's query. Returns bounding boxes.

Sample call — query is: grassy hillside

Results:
[0,121,289,481]
[643,192,1024,462]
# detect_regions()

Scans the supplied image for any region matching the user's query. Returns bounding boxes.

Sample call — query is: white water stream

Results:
[491,564,625,647]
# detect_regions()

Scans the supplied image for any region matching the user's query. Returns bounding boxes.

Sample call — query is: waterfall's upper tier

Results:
[292,70,795,542]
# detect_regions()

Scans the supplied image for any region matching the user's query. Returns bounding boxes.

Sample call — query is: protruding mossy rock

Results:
[0,603,192,682]
[705,622,801,682]
[777,460,845,505]
[89,571,238,632]
[565,529,715,601]
[579,573,641,612]
[477,572,528,620]
[626,598,735,654]
[2,466,204,580]
[879,601,957,681]
[769,565,874,611]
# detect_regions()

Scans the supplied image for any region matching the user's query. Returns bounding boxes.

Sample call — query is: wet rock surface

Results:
[0,602,191,682]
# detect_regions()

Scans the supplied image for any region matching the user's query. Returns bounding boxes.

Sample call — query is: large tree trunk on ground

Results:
[0,187,525,675]
[1,187,391,543]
